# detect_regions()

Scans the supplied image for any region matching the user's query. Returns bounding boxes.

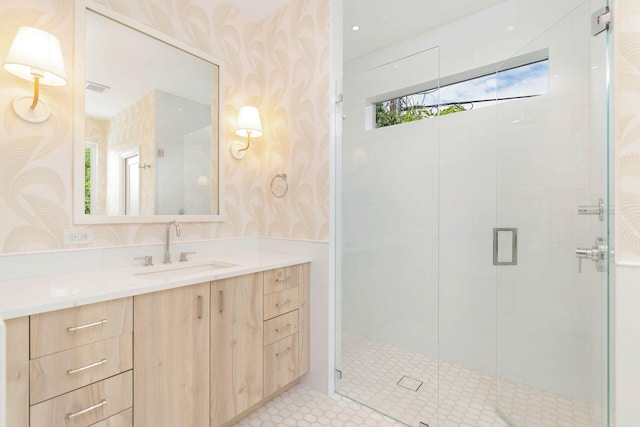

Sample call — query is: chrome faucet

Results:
[164,221,181,264]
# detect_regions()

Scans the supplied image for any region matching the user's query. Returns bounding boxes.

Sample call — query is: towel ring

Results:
[270,173,288,198]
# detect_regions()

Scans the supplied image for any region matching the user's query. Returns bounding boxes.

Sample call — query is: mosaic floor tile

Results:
[337,331,597,427]
[233,384,405,427]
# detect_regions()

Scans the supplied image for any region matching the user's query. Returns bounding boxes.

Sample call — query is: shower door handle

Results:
[493,228,518,266]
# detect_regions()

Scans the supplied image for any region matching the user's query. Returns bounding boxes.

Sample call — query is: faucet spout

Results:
[164,221,181,264]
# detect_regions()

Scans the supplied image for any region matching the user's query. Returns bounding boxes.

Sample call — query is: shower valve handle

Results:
[576,237,607,273]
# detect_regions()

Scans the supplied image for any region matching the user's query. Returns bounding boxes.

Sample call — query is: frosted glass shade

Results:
[4,27,67,86]
[235,106,262,137]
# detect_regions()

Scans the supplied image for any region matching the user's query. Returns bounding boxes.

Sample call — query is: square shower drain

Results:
[397,375,423,392]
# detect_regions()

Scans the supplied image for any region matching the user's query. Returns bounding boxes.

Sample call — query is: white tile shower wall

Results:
[341,0,603,406]
[154,91,211,215]
[341,47,441,360]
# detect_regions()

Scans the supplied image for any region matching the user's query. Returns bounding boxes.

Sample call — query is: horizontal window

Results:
[375,58,549,128]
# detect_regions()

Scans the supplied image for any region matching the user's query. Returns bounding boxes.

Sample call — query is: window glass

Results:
[375,59,549,128]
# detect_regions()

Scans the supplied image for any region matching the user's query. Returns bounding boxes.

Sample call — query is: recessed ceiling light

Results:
[507,25,516,31]
[352,25,360,32]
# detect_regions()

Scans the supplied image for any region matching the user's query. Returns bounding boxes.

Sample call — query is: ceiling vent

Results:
[85,81,110,93]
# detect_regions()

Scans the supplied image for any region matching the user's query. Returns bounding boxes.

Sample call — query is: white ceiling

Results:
[344,0,506,62]
[85,10,213,119]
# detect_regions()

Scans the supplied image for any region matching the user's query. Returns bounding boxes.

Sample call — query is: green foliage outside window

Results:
[375,102,467,128]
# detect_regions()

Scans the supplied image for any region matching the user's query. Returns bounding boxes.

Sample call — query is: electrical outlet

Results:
[63,229,93,245]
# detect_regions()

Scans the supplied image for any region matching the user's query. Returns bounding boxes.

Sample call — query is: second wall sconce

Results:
[3,26,67,123]
[231,106,262,159]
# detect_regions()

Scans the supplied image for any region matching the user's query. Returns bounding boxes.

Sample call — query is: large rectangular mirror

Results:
[74,1,223,224]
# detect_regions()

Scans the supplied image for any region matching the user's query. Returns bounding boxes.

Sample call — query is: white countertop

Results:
[0,251,311,320]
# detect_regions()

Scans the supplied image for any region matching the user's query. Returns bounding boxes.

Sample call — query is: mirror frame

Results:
[73,0,225,224]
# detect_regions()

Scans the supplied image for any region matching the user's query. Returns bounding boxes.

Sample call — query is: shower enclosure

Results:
[335,1,611,426]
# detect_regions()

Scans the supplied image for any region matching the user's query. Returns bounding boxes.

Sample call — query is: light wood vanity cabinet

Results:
[262,264,310,397]
[4,262,310,427]
[133,282,210,426]
[5,298,134,427]
[6,317,29,427]
[210,273,264,426]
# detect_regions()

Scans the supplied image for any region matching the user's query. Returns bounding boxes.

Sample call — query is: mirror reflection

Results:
[83,8,219,216]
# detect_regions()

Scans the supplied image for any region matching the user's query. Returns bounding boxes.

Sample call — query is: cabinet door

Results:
[6,317,29,427]
[133,283,209,427]
[211,273,263,426]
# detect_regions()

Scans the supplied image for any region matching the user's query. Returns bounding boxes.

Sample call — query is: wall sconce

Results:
[3,27,67,123]
[231,106,262,159]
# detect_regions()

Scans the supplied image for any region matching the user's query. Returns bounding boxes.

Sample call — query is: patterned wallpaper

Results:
[0,0,330,253]
[616,0,640,264]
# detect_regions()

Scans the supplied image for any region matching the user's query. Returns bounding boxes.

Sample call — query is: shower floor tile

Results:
[337,330,598,427]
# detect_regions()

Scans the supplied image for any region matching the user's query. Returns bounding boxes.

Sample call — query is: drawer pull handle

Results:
[275,275,291,282]
[67,319,108,332]
[67,359,108,375]
[276,324,292,333]
[276,299,292,308]
[66,399,108,419]
[197,295,203,320]
[276,347,292,357]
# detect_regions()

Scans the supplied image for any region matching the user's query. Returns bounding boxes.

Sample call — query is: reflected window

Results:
[84,143,97,214]
[375,58,549,128]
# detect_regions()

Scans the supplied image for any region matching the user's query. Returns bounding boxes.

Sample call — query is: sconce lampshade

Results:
[235,106,262,138]
[4,27,67,86]
[3,27,67,123]
[231,106,262,159]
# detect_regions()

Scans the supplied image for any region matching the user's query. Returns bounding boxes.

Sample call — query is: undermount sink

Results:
[134,261,235,278]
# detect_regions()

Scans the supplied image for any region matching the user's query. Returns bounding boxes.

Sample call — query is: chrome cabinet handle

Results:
[275,347,292,357]
[275,324,292,333]
[67,359,107,375]
[218,290,223,313]
[67,319,108,332]
[66,399,107,419]
[275,299,292,308]
[197,295,203,319]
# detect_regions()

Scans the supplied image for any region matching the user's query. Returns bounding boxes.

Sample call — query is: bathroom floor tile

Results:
[233,383,405,427]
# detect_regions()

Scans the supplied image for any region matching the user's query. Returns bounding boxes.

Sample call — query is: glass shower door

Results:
[494,1,610,426]
[336,47,441,426]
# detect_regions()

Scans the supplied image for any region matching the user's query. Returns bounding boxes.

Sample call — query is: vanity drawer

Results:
[89,408,133,427]
[264,266,300,295]
[31,297,133,358]
[264,310,299,346]
[264,287,299,320]
[264,333,299,397]
[30,333,133,404]
[30,370,132,427]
